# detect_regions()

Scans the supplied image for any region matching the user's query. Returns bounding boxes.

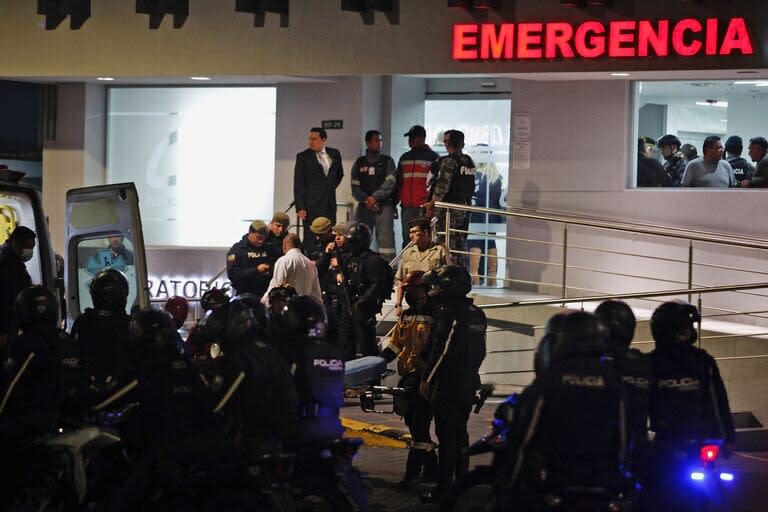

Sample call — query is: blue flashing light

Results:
[719,472,734,482]
[690,472,705,481]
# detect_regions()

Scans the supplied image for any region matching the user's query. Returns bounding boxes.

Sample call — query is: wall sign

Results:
[452,17,754,61]
[321,120,344,129]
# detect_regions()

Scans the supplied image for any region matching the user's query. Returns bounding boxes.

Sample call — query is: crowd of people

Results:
[638,133,768,188]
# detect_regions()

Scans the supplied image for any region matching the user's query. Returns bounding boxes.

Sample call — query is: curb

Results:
[341,417,411,449]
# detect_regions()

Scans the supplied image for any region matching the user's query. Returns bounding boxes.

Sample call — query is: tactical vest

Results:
[390,313,433,376]
[354,155,391,202]
[444,154,477,205]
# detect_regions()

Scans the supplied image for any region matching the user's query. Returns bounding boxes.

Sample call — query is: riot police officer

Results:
[419,265,486,501]
[423,130,476,267]
[281,295,345,445]
[341,222,394,358]
[382,270,438,488]
[657,134,687,186]
[649,301,734,446]
[71,268,132,403]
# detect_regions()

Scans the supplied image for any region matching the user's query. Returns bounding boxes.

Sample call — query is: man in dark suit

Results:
[294,127,344,252]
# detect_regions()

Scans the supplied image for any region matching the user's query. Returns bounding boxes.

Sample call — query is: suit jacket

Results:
[293,147,344,223]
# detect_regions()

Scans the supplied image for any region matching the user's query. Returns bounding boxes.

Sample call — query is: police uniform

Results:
[429,151,476,267]
[422,298,486,492]
[351,151,397,259]
[344,249,394,357]
[396,243,447,282]
[226,234,273,297]
[663,153,687,187]
[726,155,755,183]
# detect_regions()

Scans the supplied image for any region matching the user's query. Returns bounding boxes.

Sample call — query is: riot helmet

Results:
[130,308,176,356]
[594,300,636,354]
[281,295,328,343]
[422,265,472,299]
[267,283,297,314]
[89,268,129,311]
[164,295,189,329]
[650,301,700,350]
[15,285,58,329]
[200,287,229,312]
[546,310,608,362]
[345,222,372,256]
[231,293,269,339]
[192,300,257,357]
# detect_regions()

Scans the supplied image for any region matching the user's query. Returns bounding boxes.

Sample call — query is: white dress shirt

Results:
[262,247,323,304]
[316,149,331,176]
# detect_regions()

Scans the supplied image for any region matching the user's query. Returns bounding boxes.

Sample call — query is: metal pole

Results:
[445,208,452,259]
[687,240,694,303]
[561,224,568,301]
[697,293,703,349]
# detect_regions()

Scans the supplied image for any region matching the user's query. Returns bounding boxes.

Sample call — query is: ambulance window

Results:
[75,236,138,314]
[0,191,42,285]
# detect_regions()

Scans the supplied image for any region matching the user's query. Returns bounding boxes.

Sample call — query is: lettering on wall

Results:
[147,275,231,299]
[452,17,755,61]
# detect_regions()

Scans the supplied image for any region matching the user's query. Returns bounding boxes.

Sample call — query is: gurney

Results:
[343,356,409,414]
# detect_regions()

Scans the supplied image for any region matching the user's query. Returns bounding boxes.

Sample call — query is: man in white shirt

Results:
[262,233,322,305]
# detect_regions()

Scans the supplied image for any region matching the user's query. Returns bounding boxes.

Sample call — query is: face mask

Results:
[21,248,34,262]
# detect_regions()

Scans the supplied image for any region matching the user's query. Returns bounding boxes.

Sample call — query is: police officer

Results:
[266,211,291,261]
[0,226,36,346]
[342,222,394,358]
[281,295,345,445]
[382,270,438,488]
[226,220,273,297]
[657,134,687,187]
[594,300,651,473]
[318,223,353,353]
[71,268,132,403]
[724,135,755,186]
[307,216,335,263]
[423,130,476,267]
[419,265,486,502]
[351,130,397,261]
[499,312,629,509]
[649,301,734,446]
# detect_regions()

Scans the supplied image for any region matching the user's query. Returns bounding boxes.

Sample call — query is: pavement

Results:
[340,396,768,512]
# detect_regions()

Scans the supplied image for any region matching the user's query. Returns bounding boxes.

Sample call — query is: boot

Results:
[487,247,498,287]
[469,247,482,285]
[419,449,439,483]
[398,449,423,489]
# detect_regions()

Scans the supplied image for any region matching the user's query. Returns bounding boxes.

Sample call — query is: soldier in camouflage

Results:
[423,130,476,267]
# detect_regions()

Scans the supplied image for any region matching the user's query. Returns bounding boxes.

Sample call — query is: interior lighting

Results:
[733,80,768,84]
[97,77,115,81]
[695,101,728,107]
[610,72,630,76]
[190,76,211,81]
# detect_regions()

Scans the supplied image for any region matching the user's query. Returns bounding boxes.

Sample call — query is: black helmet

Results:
[594,300,636,353]
[281,295,328,342]
[267,283,297,312]
[423,265,472,299]
[200,288,229,312]
[231,293,269,339]
[129,308,176,356]
[345,222,372,256]
[650,301,700,349]
[546,311,608,362]
[15,285,58,329]
[193,300,257,355]
[657,134,681,150]
[90,268,129,311]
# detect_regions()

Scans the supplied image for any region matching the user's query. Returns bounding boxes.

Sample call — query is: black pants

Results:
[431,386,473,490]
[401,376,433,447]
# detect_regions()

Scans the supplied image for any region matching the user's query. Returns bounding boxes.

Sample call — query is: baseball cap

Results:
[271,211,290,227]
[249,220,267,235]
[309,217,332,235]
[404,125,426,138]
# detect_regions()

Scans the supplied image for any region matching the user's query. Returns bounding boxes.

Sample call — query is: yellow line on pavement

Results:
[341,417,411,449]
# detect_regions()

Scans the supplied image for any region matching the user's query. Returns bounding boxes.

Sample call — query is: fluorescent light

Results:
[190,76,211,81]
[696,101,728,108]
[721,119,728,123]
[610,72,630,77]
[97,77,114,81]
[734,80,768,85]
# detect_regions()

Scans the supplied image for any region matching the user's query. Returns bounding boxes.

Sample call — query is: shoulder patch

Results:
[227,254,236,263]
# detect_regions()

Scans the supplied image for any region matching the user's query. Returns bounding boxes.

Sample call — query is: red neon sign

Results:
[452,17,754,61]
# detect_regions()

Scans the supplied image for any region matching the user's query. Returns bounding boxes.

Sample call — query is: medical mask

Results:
[21,248,34,262]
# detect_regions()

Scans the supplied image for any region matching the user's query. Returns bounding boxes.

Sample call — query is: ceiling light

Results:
[97,77,114,81]
[721,119,728,123]
[734,80,767,85]
[695,101,728,108]
[610,72,630,77]
[190,76,211,81]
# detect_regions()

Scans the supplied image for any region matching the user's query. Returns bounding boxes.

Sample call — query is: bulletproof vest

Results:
[73,309,131,381]
[444,153,477,205]
[431,300,486,391]
[354,155,391,200]
[727,156,753,181]
[535,355,625,478]
[613,348,651,445]
[294,341,345,442]
[391,310,433,376]
[345,250,394,306]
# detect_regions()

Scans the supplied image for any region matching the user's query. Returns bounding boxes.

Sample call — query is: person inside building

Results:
[419,265,486,503]
[0,226,36,348]
[744,136,768,188]
[266,211,291,261]
[423,130,477,267]
[341,222,395,358]
[226,219,273,297]
[637,137,670,187]
[680,143,698,162]
[382,270,438,489]
[351,129,396,261]
[724,135,755,187]
[394,217,447,318]
[395,125,439,249]
[468,150,505,284]
[262,233,322,305]
[105,235,135,266]
[681,136,735,187]
[656,134,687,187]
[294,127,344,254]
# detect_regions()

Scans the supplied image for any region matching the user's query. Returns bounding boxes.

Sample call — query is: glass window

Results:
[0,190,42,284]
[107,87,277,246]
[75,236,138,314]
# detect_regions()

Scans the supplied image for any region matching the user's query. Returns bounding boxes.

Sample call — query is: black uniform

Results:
[226,235,273,296]
[422,298,486,491]
[343,249,394,357]
[0,241,32,339]
[265,231,286,261]
[650,344,734,445]
[663,154,687,187]
[611,348,651,471]
[637,153,671,187]
[726,155,755,183]
[320,252,354,355]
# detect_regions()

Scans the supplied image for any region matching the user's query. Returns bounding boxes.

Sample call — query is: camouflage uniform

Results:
[663,152,687,187]
[429,151,476,267]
